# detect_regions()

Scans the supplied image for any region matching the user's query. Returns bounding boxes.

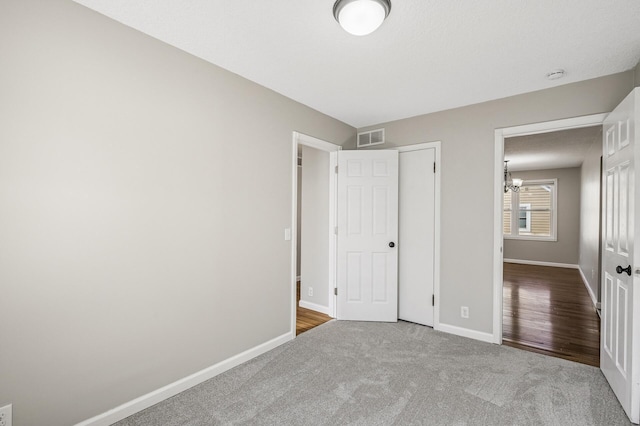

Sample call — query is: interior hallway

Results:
[503,262,600,366]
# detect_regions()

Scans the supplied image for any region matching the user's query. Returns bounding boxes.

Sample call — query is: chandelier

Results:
[504,161,523,193]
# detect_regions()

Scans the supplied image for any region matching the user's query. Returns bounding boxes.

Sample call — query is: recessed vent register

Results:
[357,128,385,148]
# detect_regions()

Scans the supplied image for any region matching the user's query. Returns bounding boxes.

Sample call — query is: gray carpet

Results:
[115,321,631,425]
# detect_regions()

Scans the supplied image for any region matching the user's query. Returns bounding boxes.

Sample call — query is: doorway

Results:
[502,126,602,365]
[291,132,340,336]
[493,114,607,364]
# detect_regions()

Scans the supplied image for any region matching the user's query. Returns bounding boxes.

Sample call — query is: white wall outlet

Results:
[461,306,469,319]
[308,287,313,297]
[0,404,12,426]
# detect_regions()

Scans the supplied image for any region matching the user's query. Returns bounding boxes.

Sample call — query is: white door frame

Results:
[492,114,608,343]
[396,141,442,330]
[291,132,341,337]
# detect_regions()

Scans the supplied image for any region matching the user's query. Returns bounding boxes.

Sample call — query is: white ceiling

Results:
[73,0,640,128]
[505,126,602,171]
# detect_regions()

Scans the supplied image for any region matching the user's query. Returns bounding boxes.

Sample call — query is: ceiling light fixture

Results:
[333,0,391,36]
[504,161,523,193]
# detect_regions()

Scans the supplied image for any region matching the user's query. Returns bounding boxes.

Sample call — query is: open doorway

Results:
[291,132,339,336]
[493,114,607,366]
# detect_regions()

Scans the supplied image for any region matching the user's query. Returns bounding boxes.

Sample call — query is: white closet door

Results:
[398,148,435,326]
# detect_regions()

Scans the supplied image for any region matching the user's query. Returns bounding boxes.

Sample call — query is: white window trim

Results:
[504,178,557,241]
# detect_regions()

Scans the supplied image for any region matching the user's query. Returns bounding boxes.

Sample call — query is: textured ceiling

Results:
[73,0,640,128]
[505,126,602,171]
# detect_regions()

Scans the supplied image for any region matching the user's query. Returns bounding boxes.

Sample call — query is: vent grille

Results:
[357,128,385,148]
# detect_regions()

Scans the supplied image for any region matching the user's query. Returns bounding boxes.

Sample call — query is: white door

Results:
[336,150,398,322]
[601,87,640,424]
[398,147,436,326]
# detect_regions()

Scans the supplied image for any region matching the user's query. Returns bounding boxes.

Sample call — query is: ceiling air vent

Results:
[357,128,385,148]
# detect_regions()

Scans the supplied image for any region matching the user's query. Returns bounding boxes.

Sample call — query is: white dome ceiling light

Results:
[333,0,392,36]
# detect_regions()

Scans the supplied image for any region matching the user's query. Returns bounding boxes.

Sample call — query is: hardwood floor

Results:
[503,263,600,367]
[296,281,332,335]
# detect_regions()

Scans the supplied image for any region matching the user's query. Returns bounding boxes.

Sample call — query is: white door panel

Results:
[601,87,640,424]
[398,148,436,326]
[337,150,398,322]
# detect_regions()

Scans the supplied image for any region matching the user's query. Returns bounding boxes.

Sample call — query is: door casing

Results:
[291,132,341,337]
[492,113,608,343]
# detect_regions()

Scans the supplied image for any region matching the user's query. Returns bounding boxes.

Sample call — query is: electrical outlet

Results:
[308,287,313,297]
[0,404,12,426]
[461,306,469,319]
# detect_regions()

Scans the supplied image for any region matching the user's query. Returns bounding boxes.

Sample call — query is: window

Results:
[503,179,557,240]
[518,203,531,232]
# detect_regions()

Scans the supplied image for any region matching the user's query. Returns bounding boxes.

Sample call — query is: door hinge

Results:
[433,162,436,173]
[432,294,435,306]
[334,287,338,296]
[334,226,338,235]
[335,165,338,174]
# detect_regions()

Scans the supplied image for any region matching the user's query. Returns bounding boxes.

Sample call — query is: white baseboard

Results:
[436,323,495,344]
[76,332,293,426]
[298,300,331,316]
[504,258,578,269]
[578,267,600,310]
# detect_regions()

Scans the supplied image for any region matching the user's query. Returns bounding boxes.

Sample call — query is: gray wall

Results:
[504,168,581,265]
[0,1,355,425]
[635,61,640,87]
[355,71,635,333]
[579,137,603,303]
[300,147,330,309]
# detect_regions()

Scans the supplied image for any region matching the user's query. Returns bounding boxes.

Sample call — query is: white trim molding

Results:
[499,114,608,138]
[503,259,578,269]
[291,131,341,334]
[76,332,292,426]
[437,323,495,344]
[293,131,343,152]
[298,300,332,316]
[493,113,607,345]
[578,267,600,310]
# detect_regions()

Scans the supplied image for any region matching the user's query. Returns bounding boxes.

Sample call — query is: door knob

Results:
[616,265,632,276]
[389,242,395,248]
